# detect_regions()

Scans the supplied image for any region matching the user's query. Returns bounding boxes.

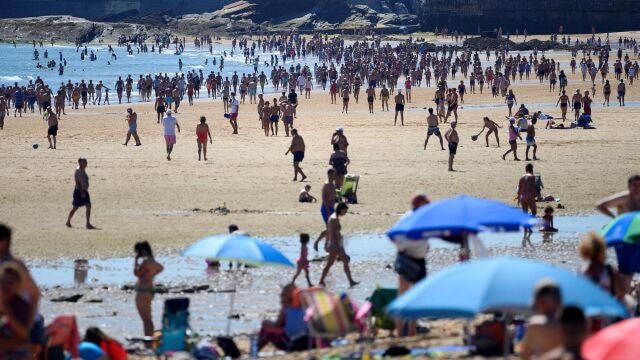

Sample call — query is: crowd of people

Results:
[0,28,638,358]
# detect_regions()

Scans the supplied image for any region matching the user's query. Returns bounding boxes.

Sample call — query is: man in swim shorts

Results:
[46,107,58,149]
[154,94,166,123]
[365,85,376,113]
[123,108,141,146]
[444,121,459,171]
[229,93,239,134]
[525,118,538,161]
[617,79,626,106]
[66,158,95,229]
[314,168,337,252]
[394,90,405,126]
[424,108,444,150]
[571,90,583,122]
[285,128,307,182]
[162,110,180,161]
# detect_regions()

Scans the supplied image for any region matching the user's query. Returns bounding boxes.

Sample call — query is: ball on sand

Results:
[471,135,478,141]
[32,144,39,149]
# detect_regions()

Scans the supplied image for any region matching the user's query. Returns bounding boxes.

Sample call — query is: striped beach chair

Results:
[301,288,369,354]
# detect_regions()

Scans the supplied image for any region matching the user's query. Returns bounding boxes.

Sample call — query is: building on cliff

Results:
[421,0,640,34]
[2,0,224,19]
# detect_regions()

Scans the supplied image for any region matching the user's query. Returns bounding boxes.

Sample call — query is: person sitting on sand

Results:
[540,206,558,232]
[576,112,594,129]
[596,174,640,218]
[520,279,563,360]
[298,185,317,203]
[134,241,164,337]
[515,103,529,117]
[258,283,307,352]
[79,327,127,360]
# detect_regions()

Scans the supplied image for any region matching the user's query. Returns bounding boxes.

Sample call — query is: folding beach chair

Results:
[337,174,360,204]
[365,287,397,336]
[157,297,190,355]
[301,288,369,356]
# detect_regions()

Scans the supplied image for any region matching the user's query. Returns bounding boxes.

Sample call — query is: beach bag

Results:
[473,320,506,356]
[216,336,240,359]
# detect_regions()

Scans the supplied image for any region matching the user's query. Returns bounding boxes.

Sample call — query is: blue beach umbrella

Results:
[183,233,294,334]
[387,195,538,241]
[182,233,294,267]
[386,257,628,319]
[601,211,640,274]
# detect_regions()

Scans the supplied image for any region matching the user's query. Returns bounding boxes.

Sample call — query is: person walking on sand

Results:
[366,85,376,113]
[162,110,180,161]
[196,116,212,161]
[556,90,569,122]
[571,90,583,122]
[229,93,239,134]
[65,158,95,229]
[318,203,359,288]
[424,108,445,150]
[292,234,313,287]
[154,93,166,124]
[394,90,405,126]
[46,107,58,150]
[525,118,538,161]
[285,128,307,182]
[123,108,141,146]
[502,118,522,161]
[596,174,640,217]
[444,121,459,171]
[134,241,164,337]
[617,79,626,106]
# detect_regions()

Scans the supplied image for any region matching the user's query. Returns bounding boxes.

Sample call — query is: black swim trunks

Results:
[47,124,58,136]
[427,126,441,136]
[573,101,581,110]
[157,105,165,113]
[72,189,91,207]
[293,151,304,163]
[394,252,426,283]
[448,142,458,155]
[395,103,404,112]
[367,96,374,103]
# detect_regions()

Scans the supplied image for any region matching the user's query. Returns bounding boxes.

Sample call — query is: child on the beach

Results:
[298,185,317,203]
[540,206,558,232]
[104,89,110,105]
[292,233,313,287]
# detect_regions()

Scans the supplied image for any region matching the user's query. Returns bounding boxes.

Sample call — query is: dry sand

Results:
[1,50,639,261]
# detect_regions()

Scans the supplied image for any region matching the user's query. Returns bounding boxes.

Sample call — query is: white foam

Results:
[0,76,23,82]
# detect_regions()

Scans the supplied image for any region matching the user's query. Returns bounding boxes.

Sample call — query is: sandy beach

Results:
[0,46,638,262]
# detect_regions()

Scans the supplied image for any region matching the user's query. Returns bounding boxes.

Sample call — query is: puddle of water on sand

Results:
[33,214,611,339]
[30,213,608,289]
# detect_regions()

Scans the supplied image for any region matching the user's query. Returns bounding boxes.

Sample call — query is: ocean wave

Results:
[0,76,23,82]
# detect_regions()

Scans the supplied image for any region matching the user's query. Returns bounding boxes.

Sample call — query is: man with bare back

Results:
[556,90,569,122]
[394,90,405,126]
[285,129,307,182]
[518,163,537,216]
[424,108,444,150]
[571,90,583,122]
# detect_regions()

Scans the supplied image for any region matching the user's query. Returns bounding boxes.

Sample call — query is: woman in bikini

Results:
[134,241,164,337]
[505,89,517,117]
[196,116,212,161]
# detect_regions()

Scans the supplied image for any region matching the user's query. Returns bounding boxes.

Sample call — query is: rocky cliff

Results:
[421,0,640,34]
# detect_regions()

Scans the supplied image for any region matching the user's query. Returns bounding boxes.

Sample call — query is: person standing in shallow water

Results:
[318,203,359,288]
[134,241,164,337]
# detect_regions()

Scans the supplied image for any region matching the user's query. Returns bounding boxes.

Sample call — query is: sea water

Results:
[0,43,319,101]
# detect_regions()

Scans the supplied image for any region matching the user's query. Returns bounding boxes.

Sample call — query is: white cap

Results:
[166,110,172,115]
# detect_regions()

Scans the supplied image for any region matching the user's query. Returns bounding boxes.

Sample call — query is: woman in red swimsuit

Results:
[196,116,212,161]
